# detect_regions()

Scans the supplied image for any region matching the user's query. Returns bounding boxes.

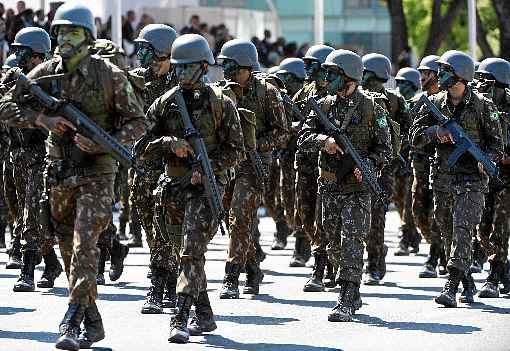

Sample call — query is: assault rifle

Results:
[308,98,387,205]
[17,73,139,172]
[412,94,501,181]
[173,87,227,236]
[282,93,312,122]
[248,150,269,187]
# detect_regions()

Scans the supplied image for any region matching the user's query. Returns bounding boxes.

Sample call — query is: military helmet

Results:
[323,49,363,81]
[11,27,51,54]
[303,44,335,64]
[437,50,474,82]
[476,58,510,86]
[395,67,421,90]
[134,24,177,57]
[2,54,16,70]
[474,61,481,71]
[277,58,306,80]
[417,55,440,73]
[267,66,279,75]
[170,34,214,65]
[50,2,97,39]
[217,39,260,70]
[362,53,392,81]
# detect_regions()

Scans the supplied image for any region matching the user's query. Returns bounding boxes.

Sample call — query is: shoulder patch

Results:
[376,115,388,128]
[490,111,500,121]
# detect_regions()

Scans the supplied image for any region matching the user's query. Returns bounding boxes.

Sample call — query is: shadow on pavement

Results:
[361,292,435,301]
[468,301,510,315]
[262,269,310,278]
[202,334,343,351]
[254,294,332,308]
[40,286,145,302]
[383,282,442,293]
[114,281,149,292]
[216,314,299,325]
[0,307,36,315]
[0,330,59,343]
[355,314,482,334]
[0,273,18,279]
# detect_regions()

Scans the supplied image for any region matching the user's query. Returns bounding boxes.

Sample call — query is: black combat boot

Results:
[219,263,241,299]
[117,218,128,241]
[0,222,6,248]
[459,272,476,304]
[96,248,108,285]
[328,281,358,322]
[409,231,422,254]
[55,303,86,351]
[141,268,167,314]
[419,241,440,278]
[127,215,143,248]
[435,267,463,308]
[323,259,337,288]
[168,294,193,343]
[13,250,37,292]
[500,260,510,295]
[78,302,105,348]
[479,261,503,298]
[6,238,22,269]
[109,239,129,281]
[289,236,308,267]
[243,258,264,295]
[303,253,327,292]
[188,291,217,336]
[271,219,289,250]
[37,249,63,288]
[364,252,382,286]
[470,237,486,273]
[394,239,410,256]
[438,246,448,275]
[163,268,178,312]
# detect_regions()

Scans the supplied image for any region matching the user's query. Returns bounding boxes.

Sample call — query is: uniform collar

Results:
[55,54,92,76]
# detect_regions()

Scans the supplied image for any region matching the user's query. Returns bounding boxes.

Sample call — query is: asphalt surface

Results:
[1,210,509,351]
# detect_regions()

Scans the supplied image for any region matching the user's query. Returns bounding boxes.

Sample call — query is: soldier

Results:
[216,39,287,299]
[291,44,336,291]
[474,58,510,298]
[140,34,244,343]
[410,50,503,308]
[412,55,447,278]
[298,49,391,321]
[393,67,422,256]
[361,53,411,285]
[275,57,308,267]
[0,3,146,349]
[0,27,64,292]
[129,24,179,314]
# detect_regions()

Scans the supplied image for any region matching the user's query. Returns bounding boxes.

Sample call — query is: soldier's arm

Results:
[297,110,329,153]
[480,97,504,162]
[396,94,411,149]
[370,103,393,170]
[110,68,148,146]
[258,84,289,152]
[209,95,245,172]
[410,103,437,148]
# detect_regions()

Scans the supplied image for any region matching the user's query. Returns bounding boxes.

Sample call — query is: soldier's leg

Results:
[480,187,510,297]
[393,173,405,221]
[220,175,259,299]
[6,160,23,269]
[475,190,494,272]
[289,169,312,268]
[170,190,221,343]
[329,192,370,322]
[267,157,290,250]
[117,167,130,241]
[0,170,7,249]
[95,223,114,286]
[395,173,421,256]
[106,222,129,282]
[128,173,151,248]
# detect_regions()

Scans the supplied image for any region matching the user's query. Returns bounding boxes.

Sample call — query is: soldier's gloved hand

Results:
[354,167,363,183]
[35,113,76,135]
[324,137,344,155]
[74,134,102,154]
[191,170,202,185]
[434,126,455,144]
[171,139,194,158]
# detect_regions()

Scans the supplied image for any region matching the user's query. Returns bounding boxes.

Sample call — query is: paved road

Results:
[1,210,509,351]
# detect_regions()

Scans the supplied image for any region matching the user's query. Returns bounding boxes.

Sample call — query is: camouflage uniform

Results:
[298,89,391,300]
[411,88,502,274]
[222,74,287,296]
[0,53,145,306]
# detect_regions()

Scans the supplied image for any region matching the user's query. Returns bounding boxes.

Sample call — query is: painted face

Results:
[135,42,155,68]
[174,63,204,89]
[57,26,88,59]
[276,72,303,95]
[397,80,416,100]
[325,68,345,94]
[13,46,32,69]
[420,70,437,91]
[438,65,458,90]
[361,70,378,89]
[221,58,240,81]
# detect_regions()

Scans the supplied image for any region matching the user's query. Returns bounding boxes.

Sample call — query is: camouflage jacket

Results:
[411,87,503,192]
[144,84,244,185]
[298,88,392,194]
[0,54,146,177]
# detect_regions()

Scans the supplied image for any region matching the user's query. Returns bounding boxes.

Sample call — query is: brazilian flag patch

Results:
[490,111,500,121]
[376,116,388,128]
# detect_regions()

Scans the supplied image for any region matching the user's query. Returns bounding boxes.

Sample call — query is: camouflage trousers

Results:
[367,164,393,271]
[279,153,295,229]
[115,166,130,232]
[478,184,510,264]
[294,168,317,242]
[173,185,223,299]
[226,173,261,267]
[322,180,371,285]
[396,172,419,241]
[434,188,484,273]
[51,174,114,306]
[3,160,19,251]
[411,160,441,245]
[0,163,9,231]
[263,156,286,227]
